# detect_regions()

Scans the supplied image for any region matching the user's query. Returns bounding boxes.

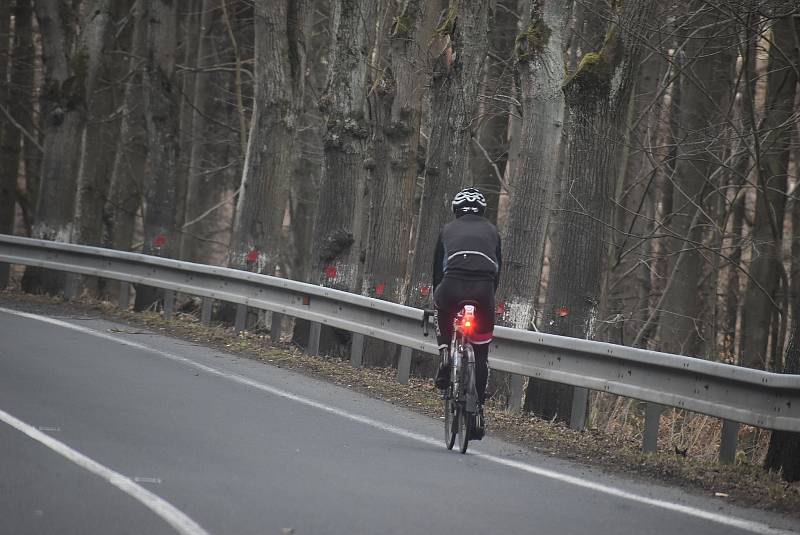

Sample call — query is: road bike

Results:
[423,303,483,453]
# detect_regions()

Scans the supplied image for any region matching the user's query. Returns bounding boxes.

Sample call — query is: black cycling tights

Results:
[434,277,495,404]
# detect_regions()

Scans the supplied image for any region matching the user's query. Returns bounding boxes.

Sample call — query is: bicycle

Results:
[423,303,484,453]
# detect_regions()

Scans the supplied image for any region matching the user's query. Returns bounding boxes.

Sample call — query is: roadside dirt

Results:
[3,289,799,519]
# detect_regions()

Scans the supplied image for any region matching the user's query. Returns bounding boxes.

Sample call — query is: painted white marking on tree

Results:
[1,306,796,535]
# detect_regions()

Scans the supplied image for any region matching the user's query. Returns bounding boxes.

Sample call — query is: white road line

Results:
[0,408,210,535]
[2,307,796,535]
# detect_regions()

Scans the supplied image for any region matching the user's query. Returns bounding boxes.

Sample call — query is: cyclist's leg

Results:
[433,279,457,389]
[471,280,496,405]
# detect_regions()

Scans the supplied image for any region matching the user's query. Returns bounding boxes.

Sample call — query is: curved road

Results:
[0,304,797,535]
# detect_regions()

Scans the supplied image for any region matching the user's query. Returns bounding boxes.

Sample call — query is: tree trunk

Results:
[606,42,667,346]
[468,0,518,225]
[105,0,148,255]
[72,0,118,248]
[22,0,86,294]
[764,291,800,481]
[7,0,37,240]
[180,0,237,264]
[739,15,798,369]
[528,0,656,422]
[0,1,17,287]
[134,0,179,311]
[311,0,379,291]
[656,5,736,357]
[229,0,308,275]
[174,0,202,238]
[361,0,437,367]
[496,0,568,332]
[405,0,493,312]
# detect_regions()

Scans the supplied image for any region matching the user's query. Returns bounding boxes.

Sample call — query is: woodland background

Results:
[1,0,799,478]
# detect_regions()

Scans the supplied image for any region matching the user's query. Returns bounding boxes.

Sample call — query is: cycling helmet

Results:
[451,188,487,216]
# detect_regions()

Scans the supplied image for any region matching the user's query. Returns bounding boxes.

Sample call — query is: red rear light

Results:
[463,305,476,333]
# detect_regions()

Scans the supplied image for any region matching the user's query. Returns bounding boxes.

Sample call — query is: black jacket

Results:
[433,214,502,290]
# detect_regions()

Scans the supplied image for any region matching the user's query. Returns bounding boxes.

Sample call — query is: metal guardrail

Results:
[2,234,799,463]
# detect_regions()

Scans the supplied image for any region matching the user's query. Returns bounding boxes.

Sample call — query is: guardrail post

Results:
[396,346,412,384]
[163,290,175,320]
[118,282,130,310]
[642,402,664,453]
[270,312,283,343]
[570,387,588,430]
[507,374,525,411]
[719,419,739,464]
[234,304,247,332]
[308,322,321,356]
[350,333,364,368]
[0,263,9,289]
[200,297,213,326]
[63,273,78,300]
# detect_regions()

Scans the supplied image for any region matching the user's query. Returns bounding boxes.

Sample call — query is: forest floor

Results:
[2,288,800,519]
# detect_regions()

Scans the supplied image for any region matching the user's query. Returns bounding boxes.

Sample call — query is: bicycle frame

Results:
[450,305,478,414]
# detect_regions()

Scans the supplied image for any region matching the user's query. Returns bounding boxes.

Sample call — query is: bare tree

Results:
[72,0,121,255]
[360,0,440,367]
[496,0,569,332]
[22,0,86,293]
[405,0,494,312]
[229,0,309,275]
[764,288,800,481]
[105,0,148,255]
[311,0,381,292]
[739,14,798,369]
[530,0,657,421]
[134,0,180,310]
[0,1,16,287]
[655,4,737,357]
[468,0,518,223]
[180,0,239,264]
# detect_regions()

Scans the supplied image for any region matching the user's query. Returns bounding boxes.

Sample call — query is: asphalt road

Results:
[0,303,798,535]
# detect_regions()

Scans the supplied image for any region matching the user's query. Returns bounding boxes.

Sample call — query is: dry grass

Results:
[2,288,799,517]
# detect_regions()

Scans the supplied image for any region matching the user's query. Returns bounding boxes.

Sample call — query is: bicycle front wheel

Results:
[444,397,456,450]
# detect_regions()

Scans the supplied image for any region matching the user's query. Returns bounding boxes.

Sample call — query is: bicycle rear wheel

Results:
[444,397,456,450]
[457,405,469,454]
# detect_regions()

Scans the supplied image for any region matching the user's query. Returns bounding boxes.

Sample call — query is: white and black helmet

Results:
[451,188,487,216]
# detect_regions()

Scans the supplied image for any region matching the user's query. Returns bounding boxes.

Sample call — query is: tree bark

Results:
[361,0,437,367]
[405,0,494,312]
[739,15,798,369]
[529,0,656,421]
[7,0,37,240]
[0,1,17,286]
[656,4,736,357]
[134,0,179,311]
[21,0,86,294]
[496,0,568,332]
[229,0,308,275]
[174,0,202,238]
[105,0,148,255]
[311,0,380,291]
[72,0,119,253]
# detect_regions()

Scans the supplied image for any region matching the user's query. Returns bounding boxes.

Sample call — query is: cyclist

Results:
[433,188,502,434]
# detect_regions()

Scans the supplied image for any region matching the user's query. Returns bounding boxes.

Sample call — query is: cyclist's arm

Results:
[494,236,502,291]
[433,232,444,291]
